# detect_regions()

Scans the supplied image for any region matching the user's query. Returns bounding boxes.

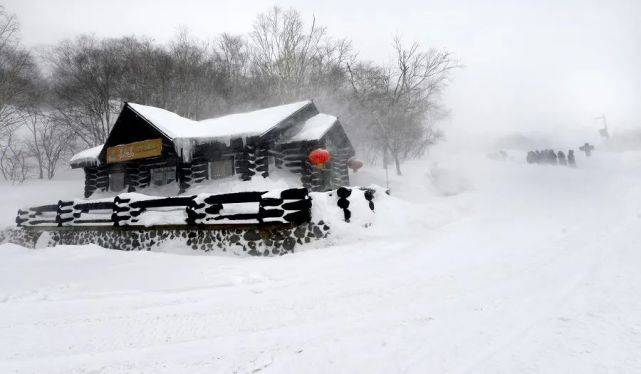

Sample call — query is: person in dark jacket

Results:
[568,149,576,167]
[527,151,536,163]
[557,151,567,166]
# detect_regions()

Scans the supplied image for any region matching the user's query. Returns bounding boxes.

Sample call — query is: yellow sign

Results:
[107,138,163,164]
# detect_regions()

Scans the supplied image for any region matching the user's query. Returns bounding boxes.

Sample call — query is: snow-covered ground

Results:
[1,145,641,373]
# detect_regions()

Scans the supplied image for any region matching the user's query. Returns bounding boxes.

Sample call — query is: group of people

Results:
[526,149,576,167]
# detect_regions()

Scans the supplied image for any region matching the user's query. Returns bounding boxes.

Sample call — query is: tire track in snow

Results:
[452,222,628,373]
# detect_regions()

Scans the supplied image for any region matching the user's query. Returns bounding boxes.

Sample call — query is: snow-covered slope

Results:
[1,147,641,373]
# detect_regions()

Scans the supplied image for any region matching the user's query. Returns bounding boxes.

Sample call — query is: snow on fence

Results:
[17,188,312,228]
[335,186,375,222]
[7,186,380,255]
[15,186,379,231]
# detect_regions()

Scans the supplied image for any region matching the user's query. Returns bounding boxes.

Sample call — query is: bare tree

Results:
[251,6,319,98]
[218,33,250,86]
[165,30,227,118]
[348,36,456,175]
[0,131,31,183]
[0,6,39,139]
[216,33,252,109]
[249,6,353,105]
[115,32,230,119]
[25,111,69,179]
[46,36,123,148]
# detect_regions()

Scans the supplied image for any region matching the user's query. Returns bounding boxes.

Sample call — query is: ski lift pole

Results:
[595,114,609,139]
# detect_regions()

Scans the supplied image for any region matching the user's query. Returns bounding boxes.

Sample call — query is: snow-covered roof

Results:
[70,100,337,166]
[284,113,337,142]
[70,144,104,167]
[128,100,312,143]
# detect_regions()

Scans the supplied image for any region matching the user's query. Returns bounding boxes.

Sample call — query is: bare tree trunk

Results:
[382,146,388,169]
[48,160,55,179]
[394,154,402,176]
[34,127,43,180]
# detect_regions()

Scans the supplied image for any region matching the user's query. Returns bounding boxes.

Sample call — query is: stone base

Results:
[0,222,331,256]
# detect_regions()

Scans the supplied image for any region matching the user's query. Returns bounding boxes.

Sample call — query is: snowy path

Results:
[1,151,641,373]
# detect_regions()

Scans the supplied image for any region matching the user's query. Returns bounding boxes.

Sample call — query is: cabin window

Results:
[151,166,176,186]
[208,158,234,179]
[109,172,125,192]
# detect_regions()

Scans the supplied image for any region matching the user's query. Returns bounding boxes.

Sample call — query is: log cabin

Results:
[69,100,355,198]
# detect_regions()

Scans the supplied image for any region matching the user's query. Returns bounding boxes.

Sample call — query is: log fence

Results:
[17,188,312,228]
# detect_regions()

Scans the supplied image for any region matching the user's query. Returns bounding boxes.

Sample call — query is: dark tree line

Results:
[0,5,457,182]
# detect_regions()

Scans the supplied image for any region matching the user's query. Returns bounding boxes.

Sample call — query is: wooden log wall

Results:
[256,146,269,178]
[234,144,269,181]
[271,142,351,192]
[242,144,257,181]
[178,163,191,193]
[125,161,152,191]
[302,159,325,191]
[278,143,307,174]
[233,149,247,177]
[85,159,182,198]
[83,166,108,198]
[270,148,284,169]
[329,147,351,189]
[178,157,208,193]
[84,144,277,197]
[272,143,321,190]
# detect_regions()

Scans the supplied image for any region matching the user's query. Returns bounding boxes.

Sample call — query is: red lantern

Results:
[347,158,363,172]
[308,148,331,169]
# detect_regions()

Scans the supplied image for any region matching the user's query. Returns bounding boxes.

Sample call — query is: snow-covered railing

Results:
[17,188,312,228]
[335,186,375,222]
[16,186,381,231]
[7,186,385,255]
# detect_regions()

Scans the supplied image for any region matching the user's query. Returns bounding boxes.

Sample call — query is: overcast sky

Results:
[5,0,641,139]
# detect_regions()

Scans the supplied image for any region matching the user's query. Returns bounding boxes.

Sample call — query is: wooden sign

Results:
[107,138,162,164]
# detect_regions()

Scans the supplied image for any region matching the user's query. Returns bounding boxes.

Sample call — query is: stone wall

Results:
[0,221,330,256]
